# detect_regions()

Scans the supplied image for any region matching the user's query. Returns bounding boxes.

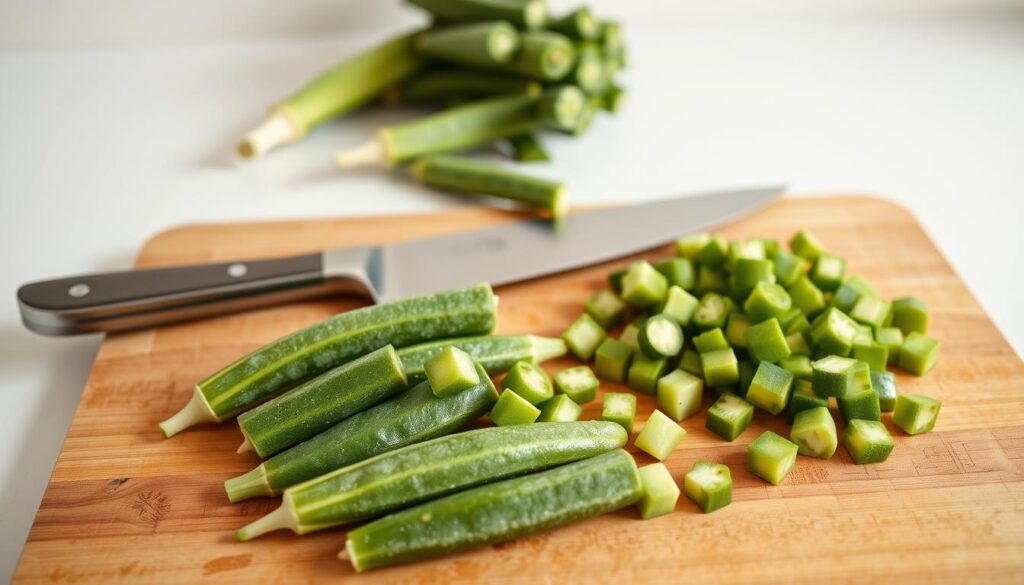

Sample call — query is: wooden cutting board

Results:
[14,196,1024,584]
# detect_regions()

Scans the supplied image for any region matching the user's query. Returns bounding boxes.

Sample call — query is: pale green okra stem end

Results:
[225,465,274,503]
[336,138,388,169]
[158,385,218,438]
[235,503,299,541]
[530,335,568,363]
[236,110,301,159]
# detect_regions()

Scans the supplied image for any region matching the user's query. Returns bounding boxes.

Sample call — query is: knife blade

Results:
[18,185,783,336]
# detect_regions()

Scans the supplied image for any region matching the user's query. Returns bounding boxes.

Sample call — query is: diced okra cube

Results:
[852,341,888,372]
[628,354,668,395]
[657,369,704,421]
[737,360,756,398]
[853,323,874,345]
[899,332,940,375]
[811,355,859,397]
[654,258,696,290]
[745,318,791,363]
[694,328,729,353]
[675,232,711,259]
[744,282,792,323]
[729,239,767,264]
[594,338,634,383]
[891,296,929,335]
[636,463,680,519]
[893,393,942,435]
[619,317,643,347]
[602,392,637,433]
[758,237,781,257]
[562,313,607,361]
[790,406,838,459]
[789,228,825,262]
[693,292,732,331]
[536,394,582,422]
[870,370,897,412]
[659,286,700,326]
[771,249,806,288]
[811,254,846,292]
[732,258,775,298]
[779,355,813,380]
[679,348,703,378]
[684,460,733,513]
[635,409,687,460]
[838,389,881,423]
[700,348,739,387]
[787,276,826,317]
[809,307,859,356]
[501,361,553,405]
[706,392,754,441]
[584,288,628,329]
[783,379,829,423]
[695,234,729,268]
[828,275,875,313]
[638,315,684,358]
[785,312,812,336]
[875,326,904,366]
[695,265,729,296]
[621,260,669,309]
[553,365,599,404]
[843,419,894,464]
[747,431,799,485]
[850,295,891,329]
[725,312,752,349]
[490,390,541,426]
[786,332,812,356]
[424,346,481,397]
[746,361,794,415]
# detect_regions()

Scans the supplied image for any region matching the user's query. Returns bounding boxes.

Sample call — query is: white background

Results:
[1,1,1022,580]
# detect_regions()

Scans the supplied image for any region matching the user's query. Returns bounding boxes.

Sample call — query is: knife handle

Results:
[17,247,382,336]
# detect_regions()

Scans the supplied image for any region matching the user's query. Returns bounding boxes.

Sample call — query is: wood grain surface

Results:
[14,196,1024,584]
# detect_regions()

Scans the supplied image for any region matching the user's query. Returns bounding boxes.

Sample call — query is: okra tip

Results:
[236,111,299,159]
[224,465,273,503]
[235,504,298,541]
[236,436,254,454]
[158,386,218,438]
[530,335,569,362]
[335,138,387,169]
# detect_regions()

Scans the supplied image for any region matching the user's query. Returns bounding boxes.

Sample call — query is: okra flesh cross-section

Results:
[790,406,838,459]
[602,393,637,433]
[554,366,599,404]
[638,315,684,358]
[892,394,942,435]
[843,419,894,464]
[684,460,733,513]
[501,361,553,405]
[706,393,754,441]
[637,463,680,519]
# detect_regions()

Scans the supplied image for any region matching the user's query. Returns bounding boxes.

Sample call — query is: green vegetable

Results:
[790,406,838,459]
[585,289,627,329]
[553,366,599,404]
[236,421,626,540]
[676,233,711,258]
[706,392,754,441]
[744,281,792,323]
[491,31,577,81]
[789,229,825,262]
[729,239,767,264]
[782,379,828,423]
[745,361,794,415]
[159,283,496,438]
[837,389,881,424]
[659,286,699,326]
[843,419,894,464]
[628,353,668,395]
[397,334,566,385]
[505,132,550,162]
[389,70,541,105]
[785,332,812,356]
[696,235,728,268]
[594,338,634,383]
[635,410,686,461]
[684,460,732,513]
[637,463,679,519]
[621,260,669,309]
[874,326,904,366]
[852,341,888,372]
[891,296,929,335]
[549,6,600,40]
[657,369,703,421]
[236,345,408,459]
[568,46,608,95]
[737,360,756,397]
[809,308,859,356]
[870,370,898,412]
[732,258,775,299]
[224,367,498,502]
[500,360,553,405]
[747,431,799,485]
[679,348,703,377]
[602,392,637,432]
[342,449,641,572]
[850,295,891,329]
[491,388,541,425]
[779,354,813,380]
[899,332,940,375]
[811,355,861,397]
[562,313,607,360]
[638,315,684,358]
[787,276,825,316]
[693,292,733,330]
[655,259,696,291]
[725,312,752,349]
[406,0,547,29]
[811,254,846,292]
[695,265,729,296]
[619,318,642,347]
[745,318,791,364]
[700,348,739,387]
[771,249,806,287]
[537,395,582,422]
[828,275,874,313]
[424,346,479,397]
[693,328,729,353]
[544,86,590,132]
[237,31,424,158]
[415,21,520,67]
[893,394,941,435]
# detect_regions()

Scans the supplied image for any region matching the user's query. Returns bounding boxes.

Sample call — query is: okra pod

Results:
[406,0,547,30]
[415,22,520,68]
[224,366,498,502]
[159,284,496,438]
[491,31,577,81]
[568,46,608,95]
[236,346,408,459]
[388,70,541,105]
[236,421,627,540]
[538,84,587,130]
[238,31,425,158]
[549,7,601,41]
[505,132,551,162]
[396,334,566,385]
[341,449,642,572]
[410,155,567,219]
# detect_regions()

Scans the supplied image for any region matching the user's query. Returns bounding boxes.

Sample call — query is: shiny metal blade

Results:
[365,185,784,301]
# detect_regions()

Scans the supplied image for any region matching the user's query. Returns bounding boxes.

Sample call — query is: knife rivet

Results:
[68,283,90,298]
[227,263,248,278]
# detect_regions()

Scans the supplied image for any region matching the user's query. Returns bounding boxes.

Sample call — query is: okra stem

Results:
[157,387,216,439]
[387,70,541,105]
[414,22,521,68]
[506,132,550,162]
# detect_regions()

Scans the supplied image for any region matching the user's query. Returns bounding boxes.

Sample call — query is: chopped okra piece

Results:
[659,286,699,326]
[657,369,704,421]
[747,431,799,485]
[790,406,838,459]
[787,276,825,316]
[789,228,825,262]
[852,323,874,345]
[732,258,775,298]
[693,328,729,353]
[852,342,888,372]
[745,318,791,364]
[843,419,894,464]
[501,361,553,405]
[809,307,859,356]
[870,370,897,412]
[536,394,582,422]
[785,312,812,336]
[553,366,599,404]
[783,379,828,423]
[619,317,643,347]
[850,295,891,329]
[602,392,637,433]
[746,361,794,415]
[639,315,684,358]
[725,312,752,349]
[424,346,481,397]
[706,392,754,441]
[695,265,729,296]
[744,282,792,323]
[700,348,739,387]
[628,353,668,395]
[684,460,732,513]
[621,260,669,309]
[758,238,781,256]
[770,249,806,287]
[893,394,942,435]
[828,275,875,313]
[562,313,607,361]
[811,254,846,292]
[635,409,687,460]
[594,338,634,383]
[654,258,696,290]
[695,235,728,268]
[737,360,756,397]
[636,463,680,519]
[729,239,767,264]
[584,289,627,329]
[786,332,812,356]
[608,268,626,294]
[891,296,929,335]
[779,355,813,380]
[838,389,881,423]
[874,326,904,366]
[675,233,711,259]
[693,292,732,331]
[490,390,541,426]
[899,332,940,375]
[811,355,860,397]
[679,349,703,377]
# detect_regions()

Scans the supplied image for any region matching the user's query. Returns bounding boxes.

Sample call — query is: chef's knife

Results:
[17,185,783,336]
